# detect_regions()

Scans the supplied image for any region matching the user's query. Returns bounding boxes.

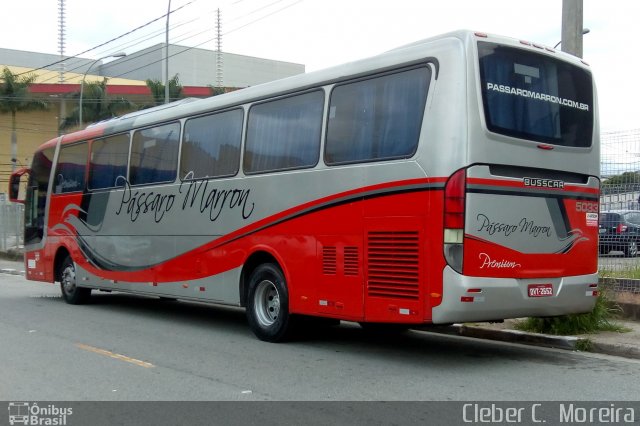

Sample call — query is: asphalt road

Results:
[1,273,640,403]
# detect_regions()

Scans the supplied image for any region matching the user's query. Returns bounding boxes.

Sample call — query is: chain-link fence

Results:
[0,196,23,254]
[600,128,640,271]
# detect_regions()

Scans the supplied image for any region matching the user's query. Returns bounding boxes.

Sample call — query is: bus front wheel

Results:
[59,256,91,305]
[246,263,293,342]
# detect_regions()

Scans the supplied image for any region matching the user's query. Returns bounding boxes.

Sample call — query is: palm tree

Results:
[0,67,47,171]
[60,78,136,130]
[144,74,184,107]
[209,86,226,96]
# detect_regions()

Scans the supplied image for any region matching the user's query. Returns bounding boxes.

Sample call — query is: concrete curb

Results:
[589,341,640,359]
[456,324,579,350]
[427,324,640,360]
[0,268,24,276]
[425,324,579,350]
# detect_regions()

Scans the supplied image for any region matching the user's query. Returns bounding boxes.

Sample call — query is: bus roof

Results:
[46,29,590,149]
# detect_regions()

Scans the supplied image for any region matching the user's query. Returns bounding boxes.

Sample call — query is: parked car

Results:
[599,210,640,257]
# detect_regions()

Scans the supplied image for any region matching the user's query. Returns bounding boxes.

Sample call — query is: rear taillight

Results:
[617,224,628,233]
[444,169,466,273]
[444,169,465,230]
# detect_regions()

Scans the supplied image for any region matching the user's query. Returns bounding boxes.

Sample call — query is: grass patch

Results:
[515,291,629,335]
[600,266,640,280]
[575,338,593,352]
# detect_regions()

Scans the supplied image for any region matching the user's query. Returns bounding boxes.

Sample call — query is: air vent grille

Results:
[367,231,420,300]
[322,246,337,275]
[344,246,359,276]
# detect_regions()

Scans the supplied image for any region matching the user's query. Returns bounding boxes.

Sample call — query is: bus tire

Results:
[246,263,293,342]
[59,256,91,305]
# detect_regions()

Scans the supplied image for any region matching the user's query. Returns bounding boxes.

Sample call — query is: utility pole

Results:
[216,9,223,89]
[165,0,171,104]
[561,0,584,58]
[58,0,66,138]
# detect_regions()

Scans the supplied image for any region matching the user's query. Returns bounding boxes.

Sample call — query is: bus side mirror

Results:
[8,168,30,204]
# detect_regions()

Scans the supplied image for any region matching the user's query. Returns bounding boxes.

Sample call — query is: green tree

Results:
[602,171,640,187]
[144,74,184,107]
[60,78,136,130]
[209,85,226,96]
[0,67,47,171]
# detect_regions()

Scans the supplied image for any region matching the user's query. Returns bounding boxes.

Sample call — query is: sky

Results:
[1,0,639,134]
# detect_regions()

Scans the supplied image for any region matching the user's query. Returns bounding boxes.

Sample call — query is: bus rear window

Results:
[478,42,593,147]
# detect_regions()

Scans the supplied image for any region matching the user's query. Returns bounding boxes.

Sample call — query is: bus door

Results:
[23,148,55,281]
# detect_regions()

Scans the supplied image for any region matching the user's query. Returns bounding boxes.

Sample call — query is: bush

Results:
[515,291,628,335]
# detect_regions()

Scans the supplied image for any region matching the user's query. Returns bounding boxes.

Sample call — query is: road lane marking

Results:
[75,343,155,368]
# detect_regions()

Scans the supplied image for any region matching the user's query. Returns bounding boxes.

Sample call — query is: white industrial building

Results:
[101,43,305,88]
[0,44,305,89]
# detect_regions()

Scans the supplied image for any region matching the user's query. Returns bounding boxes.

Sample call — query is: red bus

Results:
[9,31,600,342]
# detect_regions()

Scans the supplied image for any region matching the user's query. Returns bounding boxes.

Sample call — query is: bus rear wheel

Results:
[59,256,91,305]
[246,263,293,342]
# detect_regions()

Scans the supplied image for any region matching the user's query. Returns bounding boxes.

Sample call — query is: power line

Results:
[8,0,301,88]
[225,0,290,26]
[83,0,302,81]
[33,3,240,85]
[34,14,206,85]
[14,1,196,78]
[4,0,302,106]
[225,0,301,35]
[110,0,303,79]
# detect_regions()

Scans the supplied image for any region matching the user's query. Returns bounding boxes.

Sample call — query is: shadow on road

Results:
[26,290,600,370]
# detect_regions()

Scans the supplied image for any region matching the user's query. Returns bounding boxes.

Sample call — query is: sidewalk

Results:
[0,256,24,276]
[1,255,639,359]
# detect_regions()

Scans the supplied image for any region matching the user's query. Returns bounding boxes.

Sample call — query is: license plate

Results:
[599,228,606,234]
[528,284,553,297]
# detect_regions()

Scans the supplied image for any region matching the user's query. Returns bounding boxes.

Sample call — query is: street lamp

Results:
[79,52,126,128]
[554,28,590,49]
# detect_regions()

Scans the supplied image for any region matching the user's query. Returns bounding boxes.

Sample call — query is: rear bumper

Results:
[432,267,599,324]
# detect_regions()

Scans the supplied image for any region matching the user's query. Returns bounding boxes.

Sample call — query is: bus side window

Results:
[130,122,181,186]
[180,109,243,180]
[89,133,130,190]
[244,90,324,174]
[54,142,88,194]
[325,67,430,165]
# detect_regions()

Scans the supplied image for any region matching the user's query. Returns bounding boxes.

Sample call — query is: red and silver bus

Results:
[9,31,600,342]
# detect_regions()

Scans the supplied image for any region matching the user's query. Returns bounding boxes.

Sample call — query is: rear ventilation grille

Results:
[344,246,359,276]
[367,231,420,300]
[322,246,337,275]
